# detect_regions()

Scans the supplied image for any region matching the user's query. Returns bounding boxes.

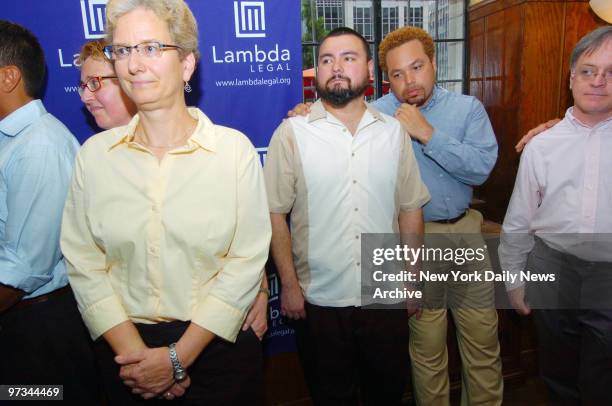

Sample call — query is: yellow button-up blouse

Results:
[61,108,271,342]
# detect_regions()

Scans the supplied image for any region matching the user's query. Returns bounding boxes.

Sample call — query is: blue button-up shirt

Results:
[372,86,498,222]
[0,100,79,299]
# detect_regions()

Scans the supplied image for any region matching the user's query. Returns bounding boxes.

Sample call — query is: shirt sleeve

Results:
[0,146,71,293]
[61,152,129,340]
[498,144,542,291]
[264,120,297,214]
[422,98,498,186]
[398,130,431,212]
[191,137,271,342]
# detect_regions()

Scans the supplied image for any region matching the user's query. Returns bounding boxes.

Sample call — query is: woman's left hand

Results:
[116,347,175,397]
[242,292,268,340]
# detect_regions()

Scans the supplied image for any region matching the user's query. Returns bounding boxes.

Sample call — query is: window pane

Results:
[437,0,464,39]
[366,43,378,102]
[353,4,373,41]
[436,41,464,82]
[439,81,463,94]
[316,0,345,31]
[382,6,399,38]
[398,0,436,39]
[405,4,424,29]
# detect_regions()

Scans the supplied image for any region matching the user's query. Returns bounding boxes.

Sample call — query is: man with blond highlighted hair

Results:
[374,26,502,406]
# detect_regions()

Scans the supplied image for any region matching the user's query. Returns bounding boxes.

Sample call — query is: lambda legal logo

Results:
[233,1,266,38]
[80,0,107,39]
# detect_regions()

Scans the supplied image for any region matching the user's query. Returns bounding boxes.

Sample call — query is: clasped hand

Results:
[116,347,191,400]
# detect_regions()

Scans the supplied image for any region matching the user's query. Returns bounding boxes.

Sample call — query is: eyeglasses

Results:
[573,67,612,84]
[104,41,183,60]
[78,76,118,96]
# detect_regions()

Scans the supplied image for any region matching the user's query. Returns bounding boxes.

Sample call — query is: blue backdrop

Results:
[1,0,302,355]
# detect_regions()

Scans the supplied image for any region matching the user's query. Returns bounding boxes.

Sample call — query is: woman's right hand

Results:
[160,376,192,400]
[287,102,313,118]
[242,291,269,340]
[133,375,191,400]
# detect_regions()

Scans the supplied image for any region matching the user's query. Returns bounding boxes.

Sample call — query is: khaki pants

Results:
[410,209,503,406]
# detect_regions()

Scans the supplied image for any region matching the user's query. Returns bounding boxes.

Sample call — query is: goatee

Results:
[316,75,370,107]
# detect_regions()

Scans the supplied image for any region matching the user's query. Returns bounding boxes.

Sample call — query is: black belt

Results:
[431,210,468,224]
[12,285,71,311]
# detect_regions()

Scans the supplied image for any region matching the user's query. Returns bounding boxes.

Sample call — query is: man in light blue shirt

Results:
[0,20,100,400]
[372,83,497,223]
[0,100,78,303]
[374,27,501,405]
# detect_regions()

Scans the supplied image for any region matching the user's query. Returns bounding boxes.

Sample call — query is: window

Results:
[316,0,344,31]
[302,0,467,101]
[406,6,423,28]
[353,6,373,40]
[382,6,399,37]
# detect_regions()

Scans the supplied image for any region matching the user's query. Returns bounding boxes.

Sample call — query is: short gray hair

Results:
[570,26,612,71]
[105,0,199,61]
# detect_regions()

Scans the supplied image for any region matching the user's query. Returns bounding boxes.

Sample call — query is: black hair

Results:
[319,27,372,61]
[0,20,46,97]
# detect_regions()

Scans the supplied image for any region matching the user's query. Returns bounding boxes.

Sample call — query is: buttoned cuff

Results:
[82,295,130,340]
[192,295,245,343]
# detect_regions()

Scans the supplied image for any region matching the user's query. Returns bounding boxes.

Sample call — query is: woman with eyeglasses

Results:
[78,39,136,129]
[77,37,271,341]
[77,39,271,343]
[61,0,271,403]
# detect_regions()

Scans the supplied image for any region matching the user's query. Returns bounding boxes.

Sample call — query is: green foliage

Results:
[301,0,328,69]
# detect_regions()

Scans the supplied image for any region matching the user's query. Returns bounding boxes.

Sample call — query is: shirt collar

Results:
[307,100,328,123]
[388,84,443,112]
[308,99,386,124]
[0,100,46,137]
[419,85,443,112]
[109,107,218,153]
[566,107,612,130]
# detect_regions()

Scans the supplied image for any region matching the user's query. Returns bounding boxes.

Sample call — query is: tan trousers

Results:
[410,209,503,406]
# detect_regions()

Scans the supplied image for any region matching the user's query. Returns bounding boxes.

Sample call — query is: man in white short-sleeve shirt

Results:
[265,27,429,405]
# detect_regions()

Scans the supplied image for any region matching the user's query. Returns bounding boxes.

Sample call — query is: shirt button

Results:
[354,208,359,212]
[439,174,443,178]
[353,180,357,184]
[355,235,360,239]
[149,246,158,255]
[356,262,361,266]
[352,152,355,157]
[446,197,450,201]
[343,128,347,132]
